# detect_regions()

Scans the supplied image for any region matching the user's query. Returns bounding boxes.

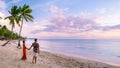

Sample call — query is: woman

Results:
[21,40,27,60]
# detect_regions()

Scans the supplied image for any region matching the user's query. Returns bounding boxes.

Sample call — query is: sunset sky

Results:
[0,0,120,39]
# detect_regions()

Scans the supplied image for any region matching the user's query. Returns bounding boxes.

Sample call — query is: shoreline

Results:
[58,52,120,66]
[0,40,120,68]
[42,50,120,67]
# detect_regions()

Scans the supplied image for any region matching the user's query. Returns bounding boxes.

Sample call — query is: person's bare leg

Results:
[32,56,34,63]
[35,57,37,64]
[32,56,35,63]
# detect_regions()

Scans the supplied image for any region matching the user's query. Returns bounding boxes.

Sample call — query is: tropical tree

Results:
[17,4,34,47]
[2,5,20,46]
[0,25,21,39]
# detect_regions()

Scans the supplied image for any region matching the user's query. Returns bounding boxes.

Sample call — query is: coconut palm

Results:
[5,5,20,38]
[2,5,20,46]
[17,4,34,48]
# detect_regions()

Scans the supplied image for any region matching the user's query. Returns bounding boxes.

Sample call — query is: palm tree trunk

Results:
[17,18,23,48]
[11,25,14,39]
[2,26,14,46]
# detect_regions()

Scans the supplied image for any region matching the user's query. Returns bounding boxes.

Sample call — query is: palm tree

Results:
[17,4,34,48]
[2,5,20,46]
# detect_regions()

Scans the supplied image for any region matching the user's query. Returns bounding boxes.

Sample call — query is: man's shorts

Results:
[34,52,38,57]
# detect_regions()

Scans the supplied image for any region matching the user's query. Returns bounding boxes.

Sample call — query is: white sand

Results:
[0,40,119,68]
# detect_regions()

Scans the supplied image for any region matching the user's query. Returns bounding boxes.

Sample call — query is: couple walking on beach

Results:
[21,38,40,64]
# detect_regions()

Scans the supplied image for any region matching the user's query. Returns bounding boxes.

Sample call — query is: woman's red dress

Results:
[21,43,27,60]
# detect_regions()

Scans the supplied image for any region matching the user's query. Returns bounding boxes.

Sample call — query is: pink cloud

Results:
[31,29,120,39]
[49,5,59,14]
[49,5,69,14]
[45,14,99,33]
[85,29,120,39]
[83,24,92,29]
[69,21,74,26]
[29,13,120,39]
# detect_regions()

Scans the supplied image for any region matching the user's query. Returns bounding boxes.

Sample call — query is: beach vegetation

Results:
[1,4,33,46]
[5,5,20,39]
[0,25,22,39]
[17,4,34,47]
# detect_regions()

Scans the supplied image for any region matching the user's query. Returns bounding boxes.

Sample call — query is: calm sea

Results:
[25,39,120,66]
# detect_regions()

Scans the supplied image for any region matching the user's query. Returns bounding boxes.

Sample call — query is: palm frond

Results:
[0,16,2,19]
[4,16,11,20]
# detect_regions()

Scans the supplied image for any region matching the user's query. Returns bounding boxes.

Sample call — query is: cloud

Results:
[96,8,106,14]
[80,11,92,18]
[101,25,120,31]
[0,12,10,27]
[11,0,21,3]
[49,5,59,14]
[95,14,120,26]
[49,5,69,14]
[6,0,21,3]
[1,8,119,39]
[4,11,120,39]
[45,14,100,32]
[0,0,7,11]
[14,19,54,38]
[0,12,5,17]
[32,0,60,10]
[30,13,120,37]
[0,1,120,39]
[30,29,120,39]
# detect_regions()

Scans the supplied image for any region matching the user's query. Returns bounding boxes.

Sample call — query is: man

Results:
[29,38,40,64]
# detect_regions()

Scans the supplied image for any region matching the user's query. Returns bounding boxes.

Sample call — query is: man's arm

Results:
[38,44,40,53]
[38,47,40,53]
[28,45,33,50]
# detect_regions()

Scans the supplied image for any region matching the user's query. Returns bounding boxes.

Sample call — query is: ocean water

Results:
[25,39,120,66]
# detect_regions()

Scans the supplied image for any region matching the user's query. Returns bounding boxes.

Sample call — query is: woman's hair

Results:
[23,40,25,43]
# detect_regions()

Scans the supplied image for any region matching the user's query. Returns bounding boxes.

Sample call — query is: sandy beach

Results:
[0,40,119,68]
